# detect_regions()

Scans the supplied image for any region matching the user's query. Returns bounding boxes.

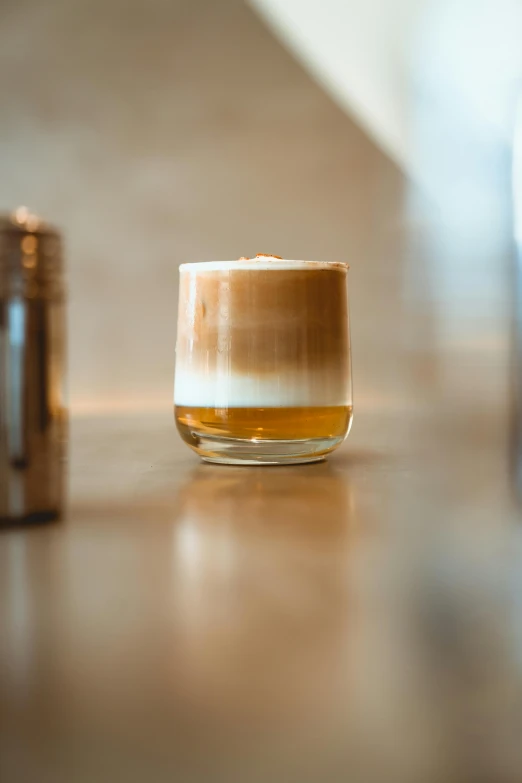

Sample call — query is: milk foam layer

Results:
[174,258,351,408]
[179,257,349,272]
[174,369,350,407]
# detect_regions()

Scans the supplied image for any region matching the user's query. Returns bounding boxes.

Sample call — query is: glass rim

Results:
[179,257,349,273]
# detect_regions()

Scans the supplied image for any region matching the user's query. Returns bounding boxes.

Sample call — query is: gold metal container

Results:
[0,209,67,523]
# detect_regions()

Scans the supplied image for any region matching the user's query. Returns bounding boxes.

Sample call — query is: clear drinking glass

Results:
[174,256,352,465]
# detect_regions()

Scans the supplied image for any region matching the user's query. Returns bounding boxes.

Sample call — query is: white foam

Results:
[179,257,349,273]
[174,368,350,408]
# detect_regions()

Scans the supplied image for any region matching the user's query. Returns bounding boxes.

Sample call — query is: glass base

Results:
[187,433,345,466]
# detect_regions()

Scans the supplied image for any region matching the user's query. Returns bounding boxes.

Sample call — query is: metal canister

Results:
[0,209,67,523]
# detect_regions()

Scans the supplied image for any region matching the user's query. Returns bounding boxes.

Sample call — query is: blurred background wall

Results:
[253,0,521,348]
[251,0,423,170]
[0,0,407,415]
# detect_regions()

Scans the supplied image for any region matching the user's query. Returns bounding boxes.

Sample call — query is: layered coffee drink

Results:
[174,255,352,464]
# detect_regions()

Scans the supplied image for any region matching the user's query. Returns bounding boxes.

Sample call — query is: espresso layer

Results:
[176,267,349,376]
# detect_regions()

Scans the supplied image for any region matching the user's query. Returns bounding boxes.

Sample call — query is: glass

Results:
[174,257,352,465]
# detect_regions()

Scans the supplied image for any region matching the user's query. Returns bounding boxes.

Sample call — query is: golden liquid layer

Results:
[175,405,353,442]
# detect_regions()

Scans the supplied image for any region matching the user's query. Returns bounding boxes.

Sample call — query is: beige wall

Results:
[0,0,407,414]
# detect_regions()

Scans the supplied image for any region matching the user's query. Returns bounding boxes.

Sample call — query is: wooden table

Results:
[2,375,522,782]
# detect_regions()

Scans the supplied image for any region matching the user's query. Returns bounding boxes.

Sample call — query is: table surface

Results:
[3,240,522,782]
[2,391,522,783]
